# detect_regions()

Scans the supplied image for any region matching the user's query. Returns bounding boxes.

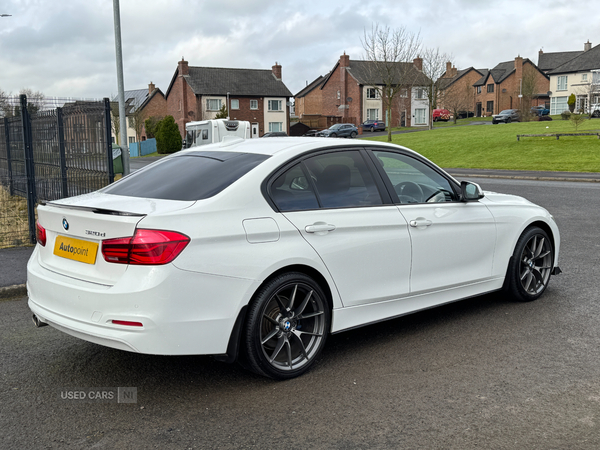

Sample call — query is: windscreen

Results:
[102,151,270,201]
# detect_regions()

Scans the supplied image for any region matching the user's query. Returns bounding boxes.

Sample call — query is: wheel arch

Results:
[215,263,336,364]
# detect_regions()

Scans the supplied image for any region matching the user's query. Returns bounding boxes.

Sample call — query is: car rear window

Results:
[102,151,270,201]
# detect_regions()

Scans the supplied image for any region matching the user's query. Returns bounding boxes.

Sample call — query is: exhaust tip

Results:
[32,314,48,328]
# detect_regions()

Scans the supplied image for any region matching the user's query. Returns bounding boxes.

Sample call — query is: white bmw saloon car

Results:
[28,137,561,379]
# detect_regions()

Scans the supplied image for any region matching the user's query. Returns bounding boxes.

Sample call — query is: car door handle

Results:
[409,218,432,228]
[305,223,336,233]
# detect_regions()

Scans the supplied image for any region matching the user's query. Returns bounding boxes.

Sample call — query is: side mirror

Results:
[461,181,484,202]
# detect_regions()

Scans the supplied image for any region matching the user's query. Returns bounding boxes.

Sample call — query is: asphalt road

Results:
[2,177,600,449]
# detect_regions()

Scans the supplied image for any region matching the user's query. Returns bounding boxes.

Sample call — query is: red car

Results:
[432,109,451,122]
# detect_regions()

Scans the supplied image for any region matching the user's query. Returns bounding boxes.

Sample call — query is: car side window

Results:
[373,151,458,204]
[270,164,319,211]
[304,151,383,208]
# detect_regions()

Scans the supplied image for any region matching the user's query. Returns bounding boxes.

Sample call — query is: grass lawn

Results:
[366,118,600,172]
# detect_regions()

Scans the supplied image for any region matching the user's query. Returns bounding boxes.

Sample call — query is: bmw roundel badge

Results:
[62,218,69,231]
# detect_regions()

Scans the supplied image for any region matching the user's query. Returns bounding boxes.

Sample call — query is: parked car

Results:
[262,131,288,138]
[457,111,475,119]
[28,138,561,380]
[432,109,451,122]
[590,103,600,118]
[317,123,358,138]
[303,129,319,137]
[361,120,386,132]
[530,106,550,117]
[492,109,520,124]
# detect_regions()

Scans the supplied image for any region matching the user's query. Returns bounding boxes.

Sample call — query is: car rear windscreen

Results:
[102,151,270,201]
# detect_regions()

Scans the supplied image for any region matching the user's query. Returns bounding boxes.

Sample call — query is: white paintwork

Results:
[27,137,561,357]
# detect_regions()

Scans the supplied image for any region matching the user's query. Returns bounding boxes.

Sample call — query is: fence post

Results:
[20,94,37,244]
[56,107,69,198]
[3,118,14,196]
[104,98,115,183]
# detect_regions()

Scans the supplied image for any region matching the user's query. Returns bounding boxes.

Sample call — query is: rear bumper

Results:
[27,250,258,355]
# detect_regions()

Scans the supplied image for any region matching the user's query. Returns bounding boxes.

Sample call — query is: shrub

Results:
[538,115,552,121]
[561,111,571,120]
[144,116,163,139]
[567,94,576,113]
[214,104,228,119]
[155,116,182,154]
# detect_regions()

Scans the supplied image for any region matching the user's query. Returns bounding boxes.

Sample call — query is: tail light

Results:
[102,229,190,265]
[36,221,47,247]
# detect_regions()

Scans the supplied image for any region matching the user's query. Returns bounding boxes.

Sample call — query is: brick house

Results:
[165,58,293,138]
[473,57,549,117]
[297,53,431,127]
[546,41,600,114]
[437,63,484,116]
[111,83,167,144]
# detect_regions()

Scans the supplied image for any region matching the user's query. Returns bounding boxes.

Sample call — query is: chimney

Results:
[413,56,423,71]
[445,62,452,77]
[178,57,189,76]
[539,48,544,57]
[148,82,155,95]
[272,62,282,80]
[515,55,523,81]
[584,40,592,51]
[451,65,457,78]
[340,52,350,68]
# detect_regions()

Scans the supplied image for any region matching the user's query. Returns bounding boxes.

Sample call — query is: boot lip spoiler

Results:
[43,201,146,217]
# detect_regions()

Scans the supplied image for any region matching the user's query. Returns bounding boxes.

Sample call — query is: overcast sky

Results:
[0,0,598,100]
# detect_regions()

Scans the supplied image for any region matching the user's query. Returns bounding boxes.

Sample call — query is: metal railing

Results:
[0,95,114,248]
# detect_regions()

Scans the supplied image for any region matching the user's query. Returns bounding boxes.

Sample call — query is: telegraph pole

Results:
[112,0,130,175]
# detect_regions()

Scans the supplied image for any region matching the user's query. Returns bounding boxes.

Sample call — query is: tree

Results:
[568,93,576,113]
[361,23,422,141]
[442,77,475,124]
[421,48,452,129]
[0,88,10,118]
[128,108,146,155]
[19,88,45,115]
[144,116,162,139]
[569,113,587,131]
[214,104,228,119]
[155,116,182,154]
[518,65,540,122]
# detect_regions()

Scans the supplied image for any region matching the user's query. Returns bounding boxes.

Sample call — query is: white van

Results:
[184,119,251,148]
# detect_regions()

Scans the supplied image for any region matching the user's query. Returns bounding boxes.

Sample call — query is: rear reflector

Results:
[36,221,47,247]
[112,320,143,327]
[102,229,190,265]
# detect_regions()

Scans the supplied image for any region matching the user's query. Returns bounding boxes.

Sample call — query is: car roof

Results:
[176,136,403,158]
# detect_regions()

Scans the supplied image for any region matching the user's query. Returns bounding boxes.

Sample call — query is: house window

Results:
[576,95,588,113]
[230,99,239,110]
[486,101,494,113]
[207,99,222,111]
[415,108,426,124]
[400,89,408,98]
[366,109,379,120]
[269,122,283,132]
[550,96,568,115]
[268,100,282,111]
[337,91,341,100]
[366,88,380,99]
[250,99,258,110]
[128,136,135,144]
[557,76,568,91]
[476,86,482,94]
[487,84,494,93]
[582,74,588,82]
[415,88,426,99]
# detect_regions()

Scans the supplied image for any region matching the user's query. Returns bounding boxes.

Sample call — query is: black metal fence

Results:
[0,95,114,248]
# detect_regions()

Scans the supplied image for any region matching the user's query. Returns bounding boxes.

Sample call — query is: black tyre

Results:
[505,227,554,302]
[507,118,512,124]
[350,131,357,138]
[243,272,330,379]
[330,133,337,137]
[371,127,375,132]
